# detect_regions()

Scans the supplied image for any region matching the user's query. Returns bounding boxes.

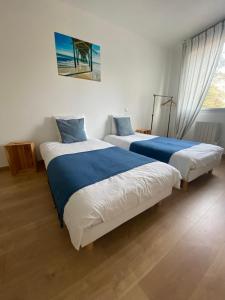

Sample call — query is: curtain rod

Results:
[184,17,225,42]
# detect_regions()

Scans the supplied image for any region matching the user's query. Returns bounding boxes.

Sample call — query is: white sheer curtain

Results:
[175,21,225,139]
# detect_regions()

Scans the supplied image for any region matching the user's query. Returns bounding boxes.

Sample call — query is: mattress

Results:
[104,134,224,180]
[40,139,181,249]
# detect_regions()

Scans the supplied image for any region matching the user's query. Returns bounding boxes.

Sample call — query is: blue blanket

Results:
[47,146,155,221]
[130,137,199,163]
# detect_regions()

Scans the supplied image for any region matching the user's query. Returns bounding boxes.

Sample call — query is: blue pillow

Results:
[114,117,134,136]
[56,118,87,143]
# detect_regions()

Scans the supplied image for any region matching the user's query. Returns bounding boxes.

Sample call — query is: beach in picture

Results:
[54,32,101,81]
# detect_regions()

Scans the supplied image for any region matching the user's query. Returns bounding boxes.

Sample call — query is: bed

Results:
[40,139,181,250]
[104,133,224,187]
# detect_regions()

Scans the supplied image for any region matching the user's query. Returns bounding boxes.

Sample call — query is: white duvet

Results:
[104,134,224,180]
[40,139,181,250]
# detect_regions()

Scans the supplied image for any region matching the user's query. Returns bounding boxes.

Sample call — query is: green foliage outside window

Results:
[202,44,225,109]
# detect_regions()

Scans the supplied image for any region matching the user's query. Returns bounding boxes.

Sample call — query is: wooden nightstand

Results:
[4,141,37,175]
[136,129,151,135]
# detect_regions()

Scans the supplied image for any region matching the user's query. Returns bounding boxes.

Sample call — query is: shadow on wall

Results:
[149,62,178,136]
[29,117,59,160]
[104,116,112,136]
[152,45,182,137]
[23,115,111,161]
[0,117,59,167]
[0,113,153,167]
[152,98,176,137]
[130,94,153,130]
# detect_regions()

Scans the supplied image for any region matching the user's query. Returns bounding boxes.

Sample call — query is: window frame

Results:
[201,107,225,112]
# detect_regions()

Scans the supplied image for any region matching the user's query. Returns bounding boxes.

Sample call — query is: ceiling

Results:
[69,0,225,46]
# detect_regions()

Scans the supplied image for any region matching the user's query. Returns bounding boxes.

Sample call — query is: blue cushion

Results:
[114,117,134,136]
[56,118,87,143]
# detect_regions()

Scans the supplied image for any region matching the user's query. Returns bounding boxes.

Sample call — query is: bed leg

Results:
[85,242,94,250]
[208,169,213,175]
[182,180,189,192]
[60,220,64,228]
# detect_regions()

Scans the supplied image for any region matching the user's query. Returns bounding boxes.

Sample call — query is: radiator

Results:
[194,122,220,144]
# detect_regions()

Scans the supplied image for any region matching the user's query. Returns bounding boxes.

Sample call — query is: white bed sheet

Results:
[104,134,224,180]
[40,139,181,250]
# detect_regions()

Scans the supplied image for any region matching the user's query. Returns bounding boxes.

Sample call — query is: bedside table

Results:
[4,141,37,175]
[136,129,151,135]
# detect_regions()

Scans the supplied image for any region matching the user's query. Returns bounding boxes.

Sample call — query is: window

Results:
[202,43,225,109]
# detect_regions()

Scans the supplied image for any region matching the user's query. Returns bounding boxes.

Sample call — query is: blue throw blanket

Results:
[130,137,199,163]
[47,146,155,222]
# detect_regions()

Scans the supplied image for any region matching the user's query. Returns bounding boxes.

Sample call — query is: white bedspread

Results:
[40,139,181,250]
[104,134,224,180]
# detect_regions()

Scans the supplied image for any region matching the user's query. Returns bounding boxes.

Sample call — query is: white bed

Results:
[104,133,224,183]
[40,139,181,250]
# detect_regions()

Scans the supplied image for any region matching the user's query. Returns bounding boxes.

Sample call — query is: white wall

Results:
[0,0,173,167]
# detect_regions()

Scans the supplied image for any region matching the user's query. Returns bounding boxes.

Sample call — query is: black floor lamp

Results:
[150,94,176,137]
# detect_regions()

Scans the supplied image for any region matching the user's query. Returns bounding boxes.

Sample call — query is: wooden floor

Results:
[0,160,225,300]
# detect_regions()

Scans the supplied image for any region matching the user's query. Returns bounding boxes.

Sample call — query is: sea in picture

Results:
[54,32,101,81]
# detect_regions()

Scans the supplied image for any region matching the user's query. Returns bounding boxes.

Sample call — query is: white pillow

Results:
[54,115,88,141]
[110,115,132,135]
